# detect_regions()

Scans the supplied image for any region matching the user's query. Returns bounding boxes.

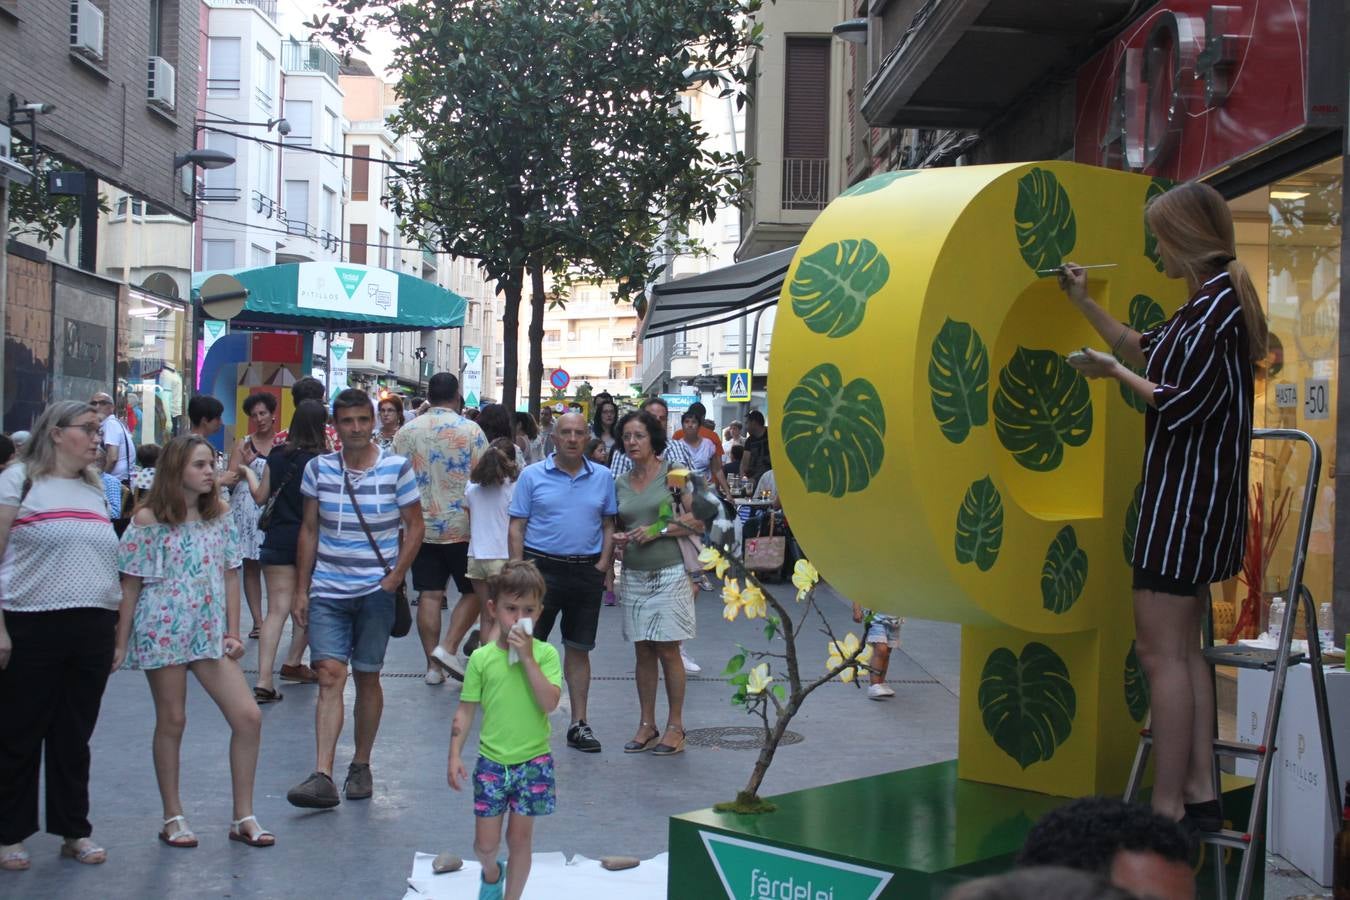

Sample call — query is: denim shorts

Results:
[473,754,556,818]
[865,617,903,648]
[307,588,395,672]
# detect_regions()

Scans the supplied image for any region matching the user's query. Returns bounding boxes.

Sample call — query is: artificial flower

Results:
[792,559,820,601]
[740,583,767,620]
[699,546,730,579]
[722,580,744,621]
[746,662,772,695]
[826,633,873,683]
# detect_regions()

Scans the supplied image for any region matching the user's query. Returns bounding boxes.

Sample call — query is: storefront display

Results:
[116,287,192,445]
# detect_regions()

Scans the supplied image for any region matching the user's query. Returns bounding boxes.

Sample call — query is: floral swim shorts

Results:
[472,753,556,817]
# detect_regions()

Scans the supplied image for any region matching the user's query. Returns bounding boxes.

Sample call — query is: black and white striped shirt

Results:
[1133,272,1253,585]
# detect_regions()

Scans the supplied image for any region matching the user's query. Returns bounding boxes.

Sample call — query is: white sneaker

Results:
[867,683,895,700]
[430,645,466,681]
[425,667,445,685]
[680,647,701,674]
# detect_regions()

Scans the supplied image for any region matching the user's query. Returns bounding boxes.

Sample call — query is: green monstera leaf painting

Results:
[1123,482,1142,566]
[1041,525,1088,614]
[1014,167,1077,273]
[1142,177,1174,273]
[781,363,886,498]
[1124,640,1150,723]
[1118,294,1166,412]
[789,239,890,339]
[839,170,916,198]
[929,318,990,444]
[955,476,1003,571]
[993,347,1093,471]
[979,642,1077,769]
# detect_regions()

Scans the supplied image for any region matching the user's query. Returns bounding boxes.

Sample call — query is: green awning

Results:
[191,262,466,332]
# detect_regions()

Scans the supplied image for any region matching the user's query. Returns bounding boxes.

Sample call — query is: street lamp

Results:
[832,18,869,43]
[174,148,235,170]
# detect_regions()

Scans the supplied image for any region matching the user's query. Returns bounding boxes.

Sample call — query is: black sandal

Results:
[248,625,261,639]
[651,727,686,756]
[253,686,283,704]
[624,723,660,753]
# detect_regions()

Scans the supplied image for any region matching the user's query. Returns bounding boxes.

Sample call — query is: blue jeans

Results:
[307,588,395,673]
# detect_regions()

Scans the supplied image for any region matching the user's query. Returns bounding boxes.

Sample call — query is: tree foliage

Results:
[311,0,760,409]
[5,143,106,247]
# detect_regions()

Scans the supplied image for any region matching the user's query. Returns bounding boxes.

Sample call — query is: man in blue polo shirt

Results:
[508,412,616,753]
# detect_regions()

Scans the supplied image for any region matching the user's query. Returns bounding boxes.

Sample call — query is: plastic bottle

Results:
[1269,596,1285,645]
[1319,603,1335,653]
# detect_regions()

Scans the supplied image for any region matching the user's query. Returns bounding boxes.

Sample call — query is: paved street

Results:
[13,580,1322,898]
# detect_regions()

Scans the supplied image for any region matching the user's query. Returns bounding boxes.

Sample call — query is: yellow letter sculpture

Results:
[769,161,1185,796]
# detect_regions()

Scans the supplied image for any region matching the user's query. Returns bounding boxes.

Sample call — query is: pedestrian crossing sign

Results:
[727,369,752,402]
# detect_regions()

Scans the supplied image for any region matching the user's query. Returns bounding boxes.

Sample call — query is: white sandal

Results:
[157,815,197,849]
[0,843,30,871]
[60,837,106,864]
[228,815,275,847]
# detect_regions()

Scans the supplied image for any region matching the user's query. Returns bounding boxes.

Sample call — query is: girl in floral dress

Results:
[113,435,274,850]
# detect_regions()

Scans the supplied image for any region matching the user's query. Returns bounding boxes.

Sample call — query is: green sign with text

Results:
[701,832,892,900]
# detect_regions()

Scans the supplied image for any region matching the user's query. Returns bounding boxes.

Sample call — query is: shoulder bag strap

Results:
[340,459,393,575]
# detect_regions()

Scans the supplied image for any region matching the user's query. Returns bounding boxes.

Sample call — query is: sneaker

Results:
[425,667,445,685]
[279,663,318,684]
[479,857,507,900]
[430,645,466,681]
[680,646,701,674]
[344,762,373,800]
[566,720,602,753]
[461,629,481,657]
[287,771,340,809]
[867,683,895,700]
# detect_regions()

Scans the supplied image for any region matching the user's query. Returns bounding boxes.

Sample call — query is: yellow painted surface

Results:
[769,162,1186,794]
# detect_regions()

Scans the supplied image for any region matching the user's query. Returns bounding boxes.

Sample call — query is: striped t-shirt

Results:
[301,448,420,599]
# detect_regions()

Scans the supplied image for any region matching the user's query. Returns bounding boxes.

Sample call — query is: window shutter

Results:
[783,38,830,159]
[349,224,368,264]
[351,333,365,358]
[352,145,370,201]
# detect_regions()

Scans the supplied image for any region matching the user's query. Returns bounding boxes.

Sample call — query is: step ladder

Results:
[1122,428,1341,900]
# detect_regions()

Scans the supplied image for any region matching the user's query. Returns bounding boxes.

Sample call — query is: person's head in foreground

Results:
[489,560,547,643]
[1017,796,1194,900]
[946,866,1139,900]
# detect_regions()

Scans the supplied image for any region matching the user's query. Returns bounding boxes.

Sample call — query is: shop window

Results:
[1226,157,1342,638]
[119,289,189,445]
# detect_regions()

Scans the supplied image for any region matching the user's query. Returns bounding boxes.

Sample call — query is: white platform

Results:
[403,851,669,898]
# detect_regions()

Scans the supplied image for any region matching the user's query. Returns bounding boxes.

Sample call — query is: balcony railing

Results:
[782,158,828,211]
[282,41,340,83]
[211,0,278,21]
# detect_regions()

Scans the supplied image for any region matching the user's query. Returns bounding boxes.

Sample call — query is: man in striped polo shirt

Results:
[288,389,424,809]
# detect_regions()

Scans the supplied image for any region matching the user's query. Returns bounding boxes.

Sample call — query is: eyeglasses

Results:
[65,424,102,436]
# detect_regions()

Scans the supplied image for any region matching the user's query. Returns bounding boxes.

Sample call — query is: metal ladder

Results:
[1122,428,1341,900]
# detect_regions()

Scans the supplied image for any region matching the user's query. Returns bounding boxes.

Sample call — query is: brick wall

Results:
[0,0,201,219]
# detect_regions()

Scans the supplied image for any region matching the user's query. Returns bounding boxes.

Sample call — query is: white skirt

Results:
[619,563,695,643]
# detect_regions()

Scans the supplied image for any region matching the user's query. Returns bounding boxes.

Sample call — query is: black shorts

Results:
[258,545,297,567]
[1131,565,1203,597]
[412,541,473,594]
[526,551,605,652]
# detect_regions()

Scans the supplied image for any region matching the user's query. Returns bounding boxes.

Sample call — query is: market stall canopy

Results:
[191,262,466,332]
[638,246,797,340]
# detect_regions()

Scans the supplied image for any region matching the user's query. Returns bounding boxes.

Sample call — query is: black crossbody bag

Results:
[340,464,411,638]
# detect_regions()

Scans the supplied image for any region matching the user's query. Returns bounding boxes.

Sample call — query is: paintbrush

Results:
[1037,263,1119,276]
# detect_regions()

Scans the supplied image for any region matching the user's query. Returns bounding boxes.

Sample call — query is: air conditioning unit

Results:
[69,0,104,60]
[148,56,176,110]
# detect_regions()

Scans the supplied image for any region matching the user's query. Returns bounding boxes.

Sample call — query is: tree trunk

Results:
[743,703,798,800]
[499,266,524,411]
[527,262,546,420]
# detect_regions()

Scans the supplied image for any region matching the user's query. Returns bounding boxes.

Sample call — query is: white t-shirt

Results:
[682,436,718,480]
[464,479,515,562]
[0,463,120,611]
[100,415,133,480]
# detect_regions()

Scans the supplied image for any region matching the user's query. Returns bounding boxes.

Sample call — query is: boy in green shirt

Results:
[449,561,562,900]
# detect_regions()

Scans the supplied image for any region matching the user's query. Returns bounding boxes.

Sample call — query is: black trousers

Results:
[0,607,116,844]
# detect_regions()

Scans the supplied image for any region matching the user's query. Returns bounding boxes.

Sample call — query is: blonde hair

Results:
[1145,181,1267,362]
[21,401,103,488]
